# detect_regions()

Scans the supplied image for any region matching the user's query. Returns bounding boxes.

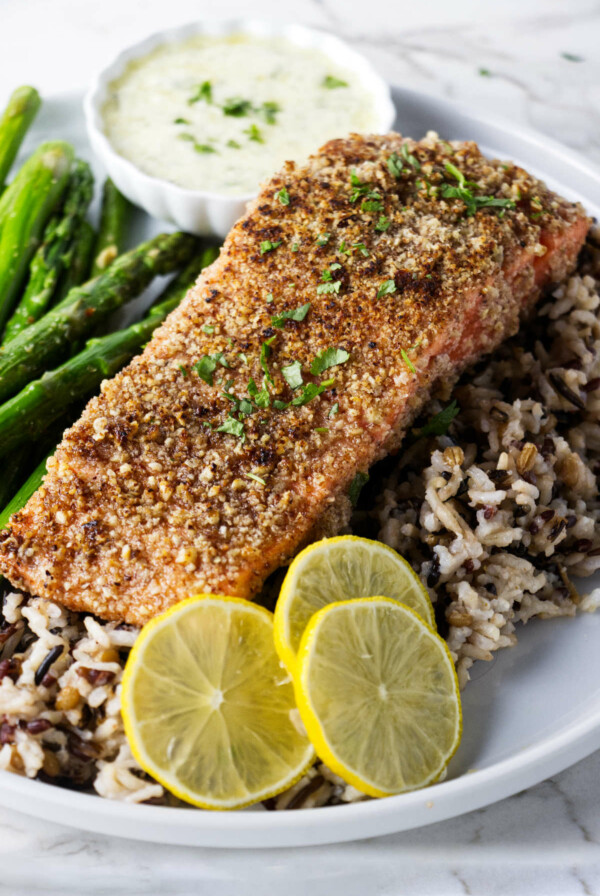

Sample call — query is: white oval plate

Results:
[0,86,599,848]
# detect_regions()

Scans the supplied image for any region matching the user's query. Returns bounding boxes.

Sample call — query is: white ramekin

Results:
[84,19,396,238]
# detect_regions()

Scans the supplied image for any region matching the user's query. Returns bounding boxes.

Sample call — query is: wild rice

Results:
[0,227,598,808]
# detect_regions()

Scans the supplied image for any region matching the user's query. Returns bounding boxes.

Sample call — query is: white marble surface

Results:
[1,0,600,892]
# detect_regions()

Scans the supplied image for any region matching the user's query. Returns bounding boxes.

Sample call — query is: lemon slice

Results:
[274,536,434,673]
[121,595,315,810]
[294,597,461,797]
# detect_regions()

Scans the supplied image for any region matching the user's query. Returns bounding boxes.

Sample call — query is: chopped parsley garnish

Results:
[193,352,229,386]
[245,123,264,143]
[322,75,349,88]
[440,161,516,216]
[217,415,245,441]
[353,242,370,257]
[227,139,242,149]
[238,398,254,417]
[260,336,276,384]
[246,472,266,485]
[261,101,280,124]
[291,379,334,407]
[561,52,584,62]
[310,347,349,375]
[188,81,212,105]
[375,215,390,232]
[194,143,217,154]
[387,152,403,178]
[478,68,491,77]
[238,352,248,364]
[348,471,369,506]
[316,280,341,295]
[202,324,215,334]
[271,302,311,328]
[282,360,304,390]
[178,364,188,376]
[401,143,421,171]
[273,399,289,410]
[361,198,384,213]
[329,262,342,271]
[266,293,274,303]
[314,427,329,433]
[329,402,339,417]
[416,400,460,438]
[291,242,299,252]
[377,279,396,299]
[349,170,381,204]
[174,117,191,125]
[248,377,270,409]
[260,240,282,254]
[222,97,253,116]
[276,187,290,205]
[316,232,331,247]
[401,348,416,374]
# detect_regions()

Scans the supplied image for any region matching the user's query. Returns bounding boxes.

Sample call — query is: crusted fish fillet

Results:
[0,132,589,624]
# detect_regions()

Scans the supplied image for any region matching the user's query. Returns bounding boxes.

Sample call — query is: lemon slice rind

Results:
[293,596,461,798]
[121,594,315,811]
[274,536,435,674]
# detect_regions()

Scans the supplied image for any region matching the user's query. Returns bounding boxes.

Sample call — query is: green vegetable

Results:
[290,378,333,407]
[310,347,349,375]
[260,336,276,384]
[0,86,41,189]
[440,162,516,216]
[2,159,94,342]
[416,400,460,438]
[0,251,211,458]
[188,81,212,104]
[90,179,132,277]
[401,143,421,172]
[271,302,311,328]
[0,453,34,522]
[0,231,199,403]
[276,187,290,205]
[348,471,369,506]
[0,443,58,529]
[222,97,253,117]
[387,152,403,178]
[375,216,390,232]
[54,219,95,303]
[217,415,245,440]
[316,281,341,295]
[282,360,303,390]
[244,124,264,143]
[0,141,73,333]
[322,75,348,89]
[377,279,396,299]
[246,472,266,485]
[260,240,281,254]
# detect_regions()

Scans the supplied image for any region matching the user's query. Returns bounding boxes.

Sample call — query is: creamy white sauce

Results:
[102,34,380,195]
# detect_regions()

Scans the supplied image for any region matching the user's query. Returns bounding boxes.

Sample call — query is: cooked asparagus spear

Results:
[54,219,95,303]
[2,159,94,342]
[0,451,33,517]
[0,248,216,457]
[0,450,49,529]
[0,141,73,333]
[0,230,199,403]
[0,86,41,189]
[90,179,131,277]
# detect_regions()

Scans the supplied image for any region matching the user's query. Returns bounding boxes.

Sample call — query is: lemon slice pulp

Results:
[294,597,461,797]
[274,536,434,673]
[121,595,315,810]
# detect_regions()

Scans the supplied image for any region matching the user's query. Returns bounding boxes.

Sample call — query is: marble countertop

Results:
[1,0,600,892]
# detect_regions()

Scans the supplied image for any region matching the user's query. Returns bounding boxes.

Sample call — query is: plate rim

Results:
[1,83,599,848]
